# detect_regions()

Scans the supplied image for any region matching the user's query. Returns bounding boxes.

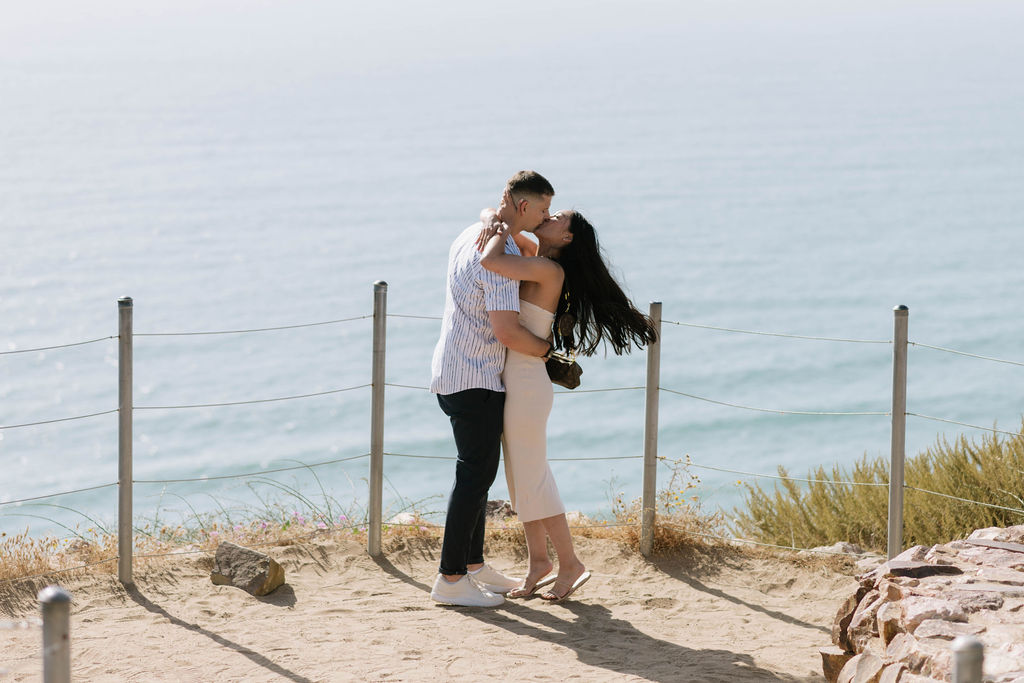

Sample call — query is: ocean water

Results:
[2,0,1023,539]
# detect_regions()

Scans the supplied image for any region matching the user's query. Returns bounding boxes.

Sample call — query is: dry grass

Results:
[1,450,874,590]
[0,459,749,589]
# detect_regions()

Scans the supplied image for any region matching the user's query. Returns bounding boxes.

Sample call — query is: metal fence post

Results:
[39,585,71,683]
[952,635,984,683]
[368,281,387,557]
[640,301,662,557]
[887,305,909,560]
[118,297,134,585]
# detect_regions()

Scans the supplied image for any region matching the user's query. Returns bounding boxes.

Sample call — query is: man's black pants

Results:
[437,388,505,575]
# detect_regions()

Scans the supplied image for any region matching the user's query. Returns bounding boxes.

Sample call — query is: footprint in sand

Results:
[641,597,677,610]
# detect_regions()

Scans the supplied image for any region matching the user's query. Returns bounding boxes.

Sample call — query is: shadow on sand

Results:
[372,556,820,683]
[126,585,313,683]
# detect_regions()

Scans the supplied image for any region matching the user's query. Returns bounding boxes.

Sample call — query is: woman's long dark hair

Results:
[553,212,657,356]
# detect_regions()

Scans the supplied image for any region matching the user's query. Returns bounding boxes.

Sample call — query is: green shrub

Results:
[732,421,1024,552]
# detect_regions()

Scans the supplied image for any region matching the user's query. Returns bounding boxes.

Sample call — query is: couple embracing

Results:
[429,170,656,607]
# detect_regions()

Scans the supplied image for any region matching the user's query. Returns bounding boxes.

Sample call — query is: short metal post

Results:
[39,585,71,683]
[951,635,984,683]
[887,305,908,560]
[368,281,387,557]
[640,302,662,557]
[118,297,134,585]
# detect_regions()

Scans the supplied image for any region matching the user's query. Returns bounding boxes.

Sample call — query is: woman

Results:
[478,205,657,601]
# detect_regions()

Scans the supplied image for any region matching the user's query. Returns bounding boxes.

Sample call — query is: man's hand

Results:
[498,188,513,213]
[475,209,509,251]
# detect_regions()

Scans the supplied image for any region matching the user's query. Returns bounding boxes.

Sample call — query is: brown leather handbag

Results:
[546,352,582,390]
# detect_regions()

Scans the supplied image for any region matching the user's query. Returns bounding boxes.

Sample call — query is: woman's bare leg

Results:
[538,513,586,599]
[507,519,554,598]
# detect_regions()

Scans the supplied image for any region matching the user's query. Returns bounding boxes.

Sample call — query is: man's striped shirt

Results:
[430,224,521,395]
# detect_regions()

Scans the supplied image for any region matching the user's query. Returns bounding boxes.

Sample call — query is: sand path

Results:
[1,536,855,682]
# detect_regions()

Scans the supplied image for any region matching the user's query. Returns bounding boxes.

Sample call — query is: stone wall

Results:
[823,525,1024,683]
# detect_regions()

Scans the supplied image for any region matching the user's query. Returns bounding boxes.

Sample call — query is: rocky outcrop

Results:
[823,525,1024,683]
[210,542,285,596]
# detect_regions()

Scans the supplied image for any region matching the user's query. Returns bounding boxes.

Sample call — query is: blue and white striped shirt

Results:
[430,223,521,395]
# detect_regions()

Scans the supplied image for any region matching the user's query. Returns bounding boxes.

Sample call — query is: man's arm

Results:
[488,310,551,357]
[476,208,538,257]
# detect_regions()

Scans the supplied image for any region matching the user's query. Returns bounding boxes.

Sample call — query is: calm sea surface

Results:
[2,1,1023,539]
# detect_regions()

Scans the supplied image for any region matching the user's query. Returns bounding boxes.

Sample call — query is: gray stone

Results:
[965,539,1024,554]
[837,652,884,683]
[986,643,1024,677]
[996,525,1024,543]
[949,590,1006,612]
[912,619,986,640]
[857,555,887,574]
[210,541,285,596]
[969,527,1006,541]
[894,546,931,562]
[959,545,1024,570]
[835,525,1024,680]
[877,601,904,646]
[821,645,854,683]
[878,663,906,683]
[811,541,867,556]
[884,561,963,579]
[834,585,871,652]
[991,674,1024,683]
[955,581,1024,596]
[886,634,922,671]
[902,596,967,632]
[974,567,1024,586]
[388,512,417,524]
[848,590,883,651]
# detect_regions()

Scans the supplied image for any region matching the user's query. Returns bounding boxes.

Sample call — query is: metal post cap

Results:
[118,297,133,306]
[951,635,983,654]
[373,280,388,288]
[38,585,72,605]
[893,304,908,313]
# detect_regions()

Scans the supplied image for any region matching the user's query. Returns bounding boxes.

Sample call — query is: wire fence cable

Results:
[386,313,443,321]
[659,387,888,416]
[905,485,1024,516]
[134,315,371,337]
[0,336,116,356]
[135,383,371,410]
[906,412,1023,438]
[0,482,119,508]
[661,457,889,487]
[0,409,119,431]
[133,453,371,484]
[661,319,890,345]
[909,341,1024,368]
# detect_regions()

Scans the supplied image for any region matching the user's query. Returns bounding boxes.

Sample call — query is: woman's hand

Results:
[476,207,509,251]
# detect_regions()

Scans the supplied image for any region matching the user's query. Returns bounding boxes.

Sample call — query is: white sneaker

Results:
[431,574,504,607]
[469,563,520,594]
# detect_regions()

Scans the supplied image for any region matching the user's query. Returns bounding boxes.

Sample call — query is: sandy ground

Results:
[1,535,856,682]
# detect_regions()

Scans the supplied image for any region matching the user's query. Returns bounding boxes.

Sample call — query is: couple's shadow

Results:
[373,557,813,683]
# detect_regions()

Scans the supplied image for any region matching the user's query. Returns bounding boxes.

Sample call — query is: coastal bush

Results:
[731,422,1024,551]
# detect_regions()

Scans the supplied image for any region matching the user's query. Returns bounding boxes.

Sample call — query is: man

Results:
[429,170,556,607]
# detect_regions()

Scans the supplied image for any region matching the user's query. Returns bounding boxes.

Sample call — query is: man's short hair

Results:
[506,170,554,200]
